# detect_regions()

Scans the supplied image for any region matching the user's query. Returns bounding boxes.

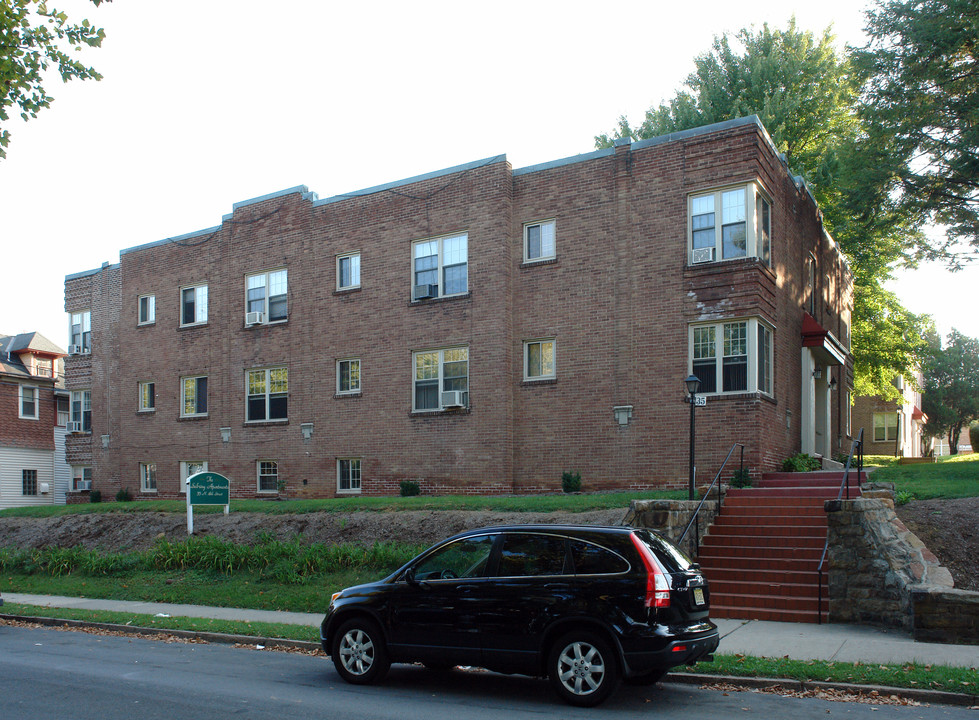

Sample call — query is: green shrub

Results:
[399,480,421,497]
[970,422,979,453]
[115,488,132,502]
[89,490,102,503]
[729,468,752,488]
[561,471,582,493]
[781,453,822,472]
[895,490,916,506]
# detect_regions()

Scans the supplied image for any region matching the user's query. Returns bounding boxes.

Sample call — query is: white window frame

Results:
[257,460,278,493]
[181,375,208,417]
[19,385,39,419]
[180,460,208,493]
[336,358,361,395]
[246,367,289,422]
[138,381,155,412]
[337,252,361,290]
[140,462,157,493]
[413,347,469,412]
[33,356,53,378]
[873,412,899,443]
[689,318,774,397]
[246,269,288,323]
[72,466,92,491]
[523,219,556,262]
[138,294,156,325]
[180,284,208,327]
[688,182,772,265]
[70,389,92,432]
[523,339,556,381]
[69,310,91,351]
[412,232,468,300]
[337,458,362,494]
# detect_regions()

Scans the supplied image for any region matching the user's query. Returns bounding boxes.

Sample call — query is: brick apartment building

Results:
[64,116,853,500]
[0,332,71,508]
[852,372,929,458]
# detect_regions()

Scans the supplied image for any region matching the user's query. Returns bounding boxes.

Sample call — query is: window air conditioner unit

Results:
[441,390,468,408]
[245,311,265,326]
[66,421,81,433]
[691,247,715,264]
[75,479,92,491]
[414,284,438,300]
[68,344,82,355]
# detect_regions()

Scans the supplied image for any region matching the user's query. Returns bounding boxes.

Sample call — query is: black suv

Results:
[321,525,718,706]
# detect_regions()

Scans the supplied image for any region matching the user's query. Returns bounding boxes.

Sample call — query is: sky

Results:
[1,0,974,348]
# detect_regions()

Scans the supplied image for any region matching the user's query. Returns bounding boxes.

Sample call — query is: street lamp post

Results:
[684,375,701,501]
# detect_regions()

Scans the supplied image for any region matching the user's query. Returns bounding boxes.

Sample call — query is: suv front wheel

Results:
[332,618,390,684]
[547,631,619,707]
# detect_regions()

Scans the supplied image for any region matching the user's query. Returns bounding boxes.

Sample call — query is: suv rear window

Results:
[632,529,693,573]
[569,539,629,575]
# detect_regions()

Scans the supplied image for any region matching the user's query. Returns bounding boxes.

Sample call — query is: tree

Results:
[594,19,928,399]
[855,0,979,262]
[922,329,979,455]
[0,0,107,159]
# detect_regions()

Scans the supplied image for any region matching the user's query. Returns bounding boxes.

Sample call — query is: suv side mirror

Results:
[405,567,418,585]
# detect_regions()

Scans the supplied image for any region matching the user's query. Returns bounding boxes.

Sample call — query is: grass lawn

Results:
[868,454,979,500]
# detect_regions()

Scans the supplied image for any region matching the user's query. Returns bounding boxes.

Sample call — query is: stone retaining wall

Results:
[824,493,979,643]
[624,498,719,559]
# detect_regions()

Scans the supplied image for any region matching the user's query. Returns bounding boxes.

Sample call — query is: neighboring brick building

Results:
[852,372,929,458]
[0,332,71,508]
[64,116,853,500]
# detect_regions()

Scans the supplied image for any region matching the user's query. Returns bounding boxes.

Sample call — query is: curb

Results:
[669,672,979,708]
[3,613,976,708]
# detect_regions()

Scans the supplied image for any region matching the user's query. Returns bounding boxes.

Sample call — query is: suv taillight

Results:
[630,533,671,608]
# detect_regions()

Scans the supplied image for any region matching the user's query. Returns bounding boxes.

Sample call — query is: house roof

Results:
[0,332,67,384]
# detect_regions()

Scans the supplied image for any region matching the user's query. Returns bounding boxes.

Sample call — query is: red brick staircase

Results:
[698,471,864,623]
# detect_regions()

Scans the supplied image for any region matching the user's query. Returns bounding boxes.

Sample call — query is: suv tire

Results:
[332,618,390,684]
[547,631,619,707]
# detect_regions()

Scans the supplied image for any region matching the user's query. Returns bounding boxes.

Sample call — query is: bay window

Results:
[690,318,773,396]
[689,183,772,266]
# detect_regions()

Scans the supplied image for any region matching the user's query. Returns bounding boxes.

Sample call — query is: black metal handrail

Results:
[678,443,744,558]
[816,428,864,624]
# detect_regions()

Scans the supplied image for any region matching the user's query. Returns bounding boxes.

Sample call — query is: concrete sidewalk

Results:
[4,592,976,669]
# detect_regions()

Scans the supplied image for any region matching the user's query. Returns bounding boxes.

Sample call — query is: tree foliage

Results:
[0,0,107,159]
[855,0,979,262]
[921,329,979,454]
[594,19,928,398]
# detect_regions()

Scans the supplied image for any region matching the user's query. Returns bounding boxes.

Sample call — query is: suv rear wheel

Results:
[547,631,619,707]
[332,618,390,684]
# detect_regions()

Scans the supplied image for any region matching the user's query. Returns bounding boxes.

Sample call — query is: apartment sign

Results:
[186,472,230,534]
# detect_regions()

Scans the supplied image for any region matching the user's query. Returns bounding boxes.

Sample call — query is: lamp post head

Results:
[684,374,701,396]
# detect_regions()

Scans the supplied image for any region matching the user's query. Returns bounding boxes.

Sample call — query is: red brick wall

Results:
[0,381,57,451]
[66,119,853,500]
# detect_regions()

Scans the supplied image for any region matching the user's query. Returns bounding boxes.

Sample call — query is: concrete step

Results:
[709,578,826,599]
[698,556,823,573]
[697,544,823,561]
[709,521,827,536]
[701,534,826,549]
[702,566,824,586]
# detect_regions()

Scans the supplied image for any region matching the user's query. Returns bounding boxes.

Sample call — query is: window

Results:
[138,381,155,412]
[337,458,361,494]
[34,357,53,377]
[19,385,38,419]
[412,534,494,581]
[180,461,207,493]
[524,220,556,262]
[70,390,91,432]
[22,469,38,496]
[806,254,817,315]
[337,253,361,290]
[138,294,156,325]
[690,318,773,396]
[140,462,157,493]
[413,347,468,411]
[524,339,556,380]
[258,460,278,493]
[181,376,208,417]
[689,183,772,265]
[846,390,852,437]
[873,413,898,443]
[498,533,568,577]
[72,466,92,491]
[181,284,208,326]
[337,359,361,395]
[412,232,468,299]
[246,368,288,422]
[246,269,288,322]
[69,311,91,351]
[57,396,69,426]
[569,539,630,575]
